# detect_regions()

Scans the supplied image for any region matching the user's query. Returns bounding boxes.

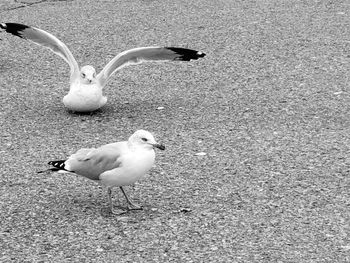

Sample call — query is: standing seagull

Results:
[38,130,165,215]
[0,23,206,112]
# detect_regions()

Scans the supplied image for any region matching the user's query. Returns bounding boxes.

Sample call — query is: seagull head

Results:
[129,130,165,151]
[80,65,97,84]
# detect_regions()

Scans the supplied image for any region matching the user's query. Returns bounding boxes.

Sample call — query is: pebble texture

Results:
[0,0,350,262]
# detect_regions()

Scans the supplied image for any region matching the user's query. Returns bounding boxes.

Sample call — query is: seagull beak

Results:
[152,143,165,150]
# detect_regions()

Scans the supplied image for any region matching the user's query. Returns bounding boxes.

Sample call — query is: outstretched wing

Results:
[96,46,205,87]
[0,23,80,81]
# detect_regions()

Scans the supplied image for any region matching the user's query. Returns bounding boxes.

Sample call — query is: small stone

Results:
[118,216,129,222]
[341,245,350,251]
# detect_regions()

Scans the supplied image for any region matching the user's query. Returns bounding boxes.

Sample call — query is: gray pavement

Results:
[1,0,350,262]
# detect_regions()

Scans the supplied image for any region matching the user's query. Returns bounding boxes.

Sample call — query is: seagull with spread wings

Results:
[0,23,206,112]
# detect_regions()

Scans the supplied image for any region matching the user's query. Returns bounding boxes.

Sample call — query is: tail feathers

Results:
[167,47,206,61]
[37,160,71,173]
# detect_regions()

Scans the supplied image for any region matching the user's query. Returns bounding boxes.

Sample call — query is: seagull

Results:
[38,129,165,215]
[0,22,206,112]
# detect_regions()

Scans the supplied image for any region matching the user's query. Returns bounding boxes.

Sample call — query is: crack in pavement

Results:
[1,0,73,12]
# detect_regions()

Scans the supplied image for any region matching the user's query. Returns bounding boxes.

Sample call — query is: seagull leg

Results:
[105,187,127,215]
[120,186,142,211]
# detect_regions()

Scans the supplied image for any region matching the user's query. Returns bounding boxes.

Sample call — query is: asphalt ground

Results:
[0,0,350,262]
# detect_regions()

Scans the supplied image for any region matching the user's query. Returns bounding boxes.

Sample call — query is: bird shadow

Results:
[65,98,172,120]
[65,106,110,116]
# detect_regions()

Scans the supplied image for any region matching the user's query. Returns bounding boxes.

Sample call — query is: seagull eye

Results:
[81,73,86,78]
[141,138,148,142]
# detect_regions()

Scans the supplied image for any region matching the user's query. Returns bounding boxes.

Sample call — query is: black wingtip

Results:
[0,23,30,38]
[166,47,206,61]
[48,160,67,171]
[38,160,73,174]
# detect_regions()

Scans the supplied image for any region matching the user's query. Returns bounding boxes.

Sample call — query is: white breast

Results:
[100,148,156,187]
[63,83,107,112]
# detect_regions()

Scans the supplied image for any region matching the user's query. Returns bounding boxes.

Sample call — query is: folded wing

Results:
[63,143,126,180]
